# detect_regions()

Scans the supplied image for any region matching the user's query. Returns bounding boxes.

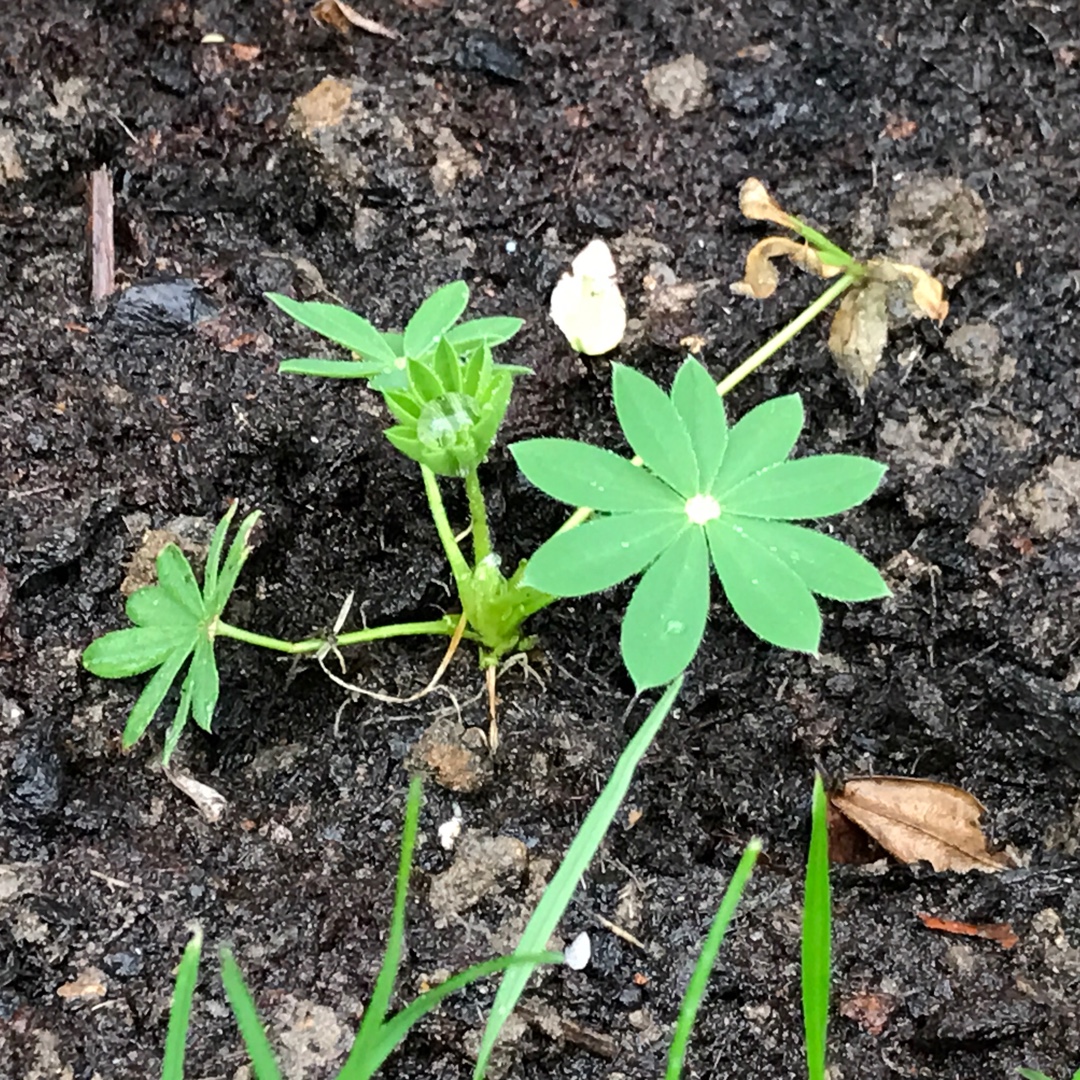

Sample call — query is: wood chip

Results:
[917,912,1019,949]
[87,166,115,302]
[57,967,107,1000]
[312,0,402,39]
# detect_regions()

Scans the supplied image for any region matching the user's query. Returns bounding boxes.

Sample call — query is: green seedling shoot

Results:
[83,183,895,758]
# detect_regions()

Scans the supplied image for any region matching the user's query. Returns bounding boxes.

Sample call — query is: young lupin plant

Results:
[82,181,906,758]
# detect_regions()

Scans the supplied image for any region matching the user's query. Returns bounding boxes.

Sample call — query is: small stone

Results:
[408,716,492,792]
[946,322,1014,387]
[427,831,528,918]
[643,54,710,120]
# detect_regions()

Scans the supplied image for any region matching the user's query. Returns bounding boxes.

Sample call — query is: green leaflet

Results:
[524,510,687,597]
[670,357,727,490]
[612,363,698,495]
[716,455,887,519]
[512,439,683,512]
[264,293,396,363]
[712,394,804,491]
[403,281,470,358]
[728,518,890,602]
[621,527,711,691]
[706,517,822,652]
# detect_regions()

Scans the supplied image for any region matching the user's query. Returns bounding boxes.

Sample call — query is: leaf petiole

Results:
[214,614,472,655]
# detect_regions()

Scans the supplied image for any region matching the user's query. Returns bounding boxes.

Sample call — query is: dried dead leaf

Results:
[731,236,842,300]
[57,967,107,1000]
[827,280,890,393]
[167,770,228,823]
[917,912,1019,949]
[830,776,1013,874]
[866,259,949,322]
[312,0,401,39]
[738,177,794,228]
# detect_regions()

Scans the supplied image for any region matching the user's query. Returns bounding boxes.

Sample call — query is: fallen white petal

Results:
[550,239,626,356]
[564,930,592,971]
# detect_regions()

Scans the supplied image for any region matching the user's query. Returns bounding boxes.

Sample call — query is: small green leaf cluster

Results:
[513,356,889,691]
[81,504,260,764]
[266,281,528,477]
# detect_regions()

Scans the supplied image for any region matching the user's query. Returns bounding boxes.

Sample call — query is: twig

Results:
[87,166,115,302]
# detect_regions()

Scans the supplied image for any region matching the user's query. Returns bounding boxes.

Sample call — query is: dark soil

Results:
[2,2,1079,1078]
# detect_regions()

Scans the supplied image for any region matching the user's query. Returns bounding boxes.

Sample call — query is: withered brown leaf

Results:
[731,236,843,300]
[829,776,1013,874]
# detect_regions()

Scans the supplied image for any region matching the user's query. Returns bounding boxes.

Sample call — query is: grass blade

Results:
[162,928,202,1080]
[664,840,761,1080]
[220,949,283,1080]
[345,952,559,1080]
[803,773,832,1080]
[344,777,423,1068]
[473,677,683,1079]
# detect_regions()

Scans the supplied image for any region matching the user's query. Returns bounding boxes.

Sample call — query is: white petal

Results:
[550,240,627,356]
[564,931,592,971]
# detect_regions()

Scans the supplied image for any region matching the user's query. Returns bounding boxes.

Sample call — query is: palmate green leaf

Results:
[404,281,470,358]
[621,527,711,692]
[706,518,821,652]
[265,293,396,364]
[445,316,523,351]
[278,357,389,379]
[729,518,890,601]
[511,439,683,512]
[82,625,181,678]
[122,642,198,748]
[670,356,727,490]
[462,343,490,397]
[612,363,698,495]
[712,394,804,491]
[523,510,687,597]
[718,455,887,520]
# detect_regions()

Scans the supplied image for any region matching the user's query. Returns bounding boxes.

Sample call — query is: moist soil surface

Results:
[2,2,1079,1078]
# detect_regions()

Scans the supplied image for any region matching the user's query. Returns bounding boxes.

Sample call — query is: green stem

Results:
[715,272,858,397]
[464,469,492,564]
[215,615,468,655]
[420,464,471,585]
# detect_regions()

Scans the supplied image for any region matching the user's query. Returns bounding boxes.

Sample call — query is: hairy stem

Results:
[421,464,471,585]
[464,468,493,565]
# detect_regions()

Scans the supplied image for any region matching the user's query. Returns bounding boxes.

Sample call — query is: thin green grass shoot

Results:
[802,772,832,1080]
[664,840,762,1080]
[473,676,684,1078]
[162,927,202,1080]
